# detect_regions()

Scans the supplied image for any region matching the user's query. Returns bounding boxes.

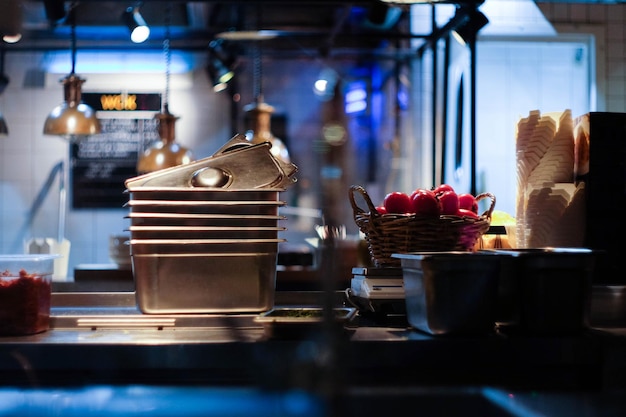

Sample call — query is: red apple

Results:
[411,189,440,217]
[383,191,412,214]
[433,184,455,197]
[458,193,478,214]
[457,208,479,219]
[375,205,387,215]
[438,190,459,215]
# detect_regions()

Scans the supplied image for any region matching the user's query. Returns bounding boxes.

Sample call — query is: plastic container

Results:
[0,254,58,335]
[392,252,503,336]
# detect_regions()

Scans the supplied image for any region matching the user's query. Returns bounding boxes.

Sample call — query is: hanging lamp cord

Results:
[253,42,262,100]
[70,8,77,74]
[252,4,262,100]
[163,2,172,111]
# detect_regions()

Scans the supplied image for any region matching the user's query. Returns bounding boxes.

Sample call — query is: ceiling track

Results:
[5,1,419,54]
[2,0,492,57]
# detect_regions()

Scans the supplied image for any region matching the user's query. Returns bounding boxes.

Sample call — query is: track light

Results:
[207,39,236,92]
[123,6,150,44]
[453,8,489,44]
[1,0,22,44]
[43,0,67,25]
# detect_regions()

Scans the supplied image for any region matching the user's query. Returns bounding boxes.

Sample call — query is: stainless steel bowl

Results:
[128,225,284,240]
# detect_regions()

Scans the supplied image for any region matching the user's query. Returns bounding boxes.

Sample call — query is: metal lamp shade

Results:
[136,107,193,174]
[43,73,101,140]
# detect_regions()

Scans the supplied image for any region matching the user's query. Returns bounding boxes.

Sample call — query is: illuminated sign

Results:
[82,93,161,112]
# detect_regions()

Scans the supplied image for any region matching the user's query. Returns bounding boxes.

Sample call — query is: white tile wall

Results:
[474,3,625,215]
[0,51,232,276]
[538,2,626,112]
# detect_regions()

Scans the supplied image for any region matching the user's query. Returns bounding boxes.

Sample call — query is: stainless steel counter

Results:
[0,291,618,391]
[2,290,626,416]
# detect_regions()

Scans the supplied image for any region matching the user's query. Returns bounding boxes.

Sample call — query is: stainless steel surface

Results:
[254,306,357,338]
[125,134,297,190]
[393,252,502,336]
[125,199,285,215]
[127,225,285,240]
[591,285,626,327]
[124,156,291,315]
[126,188,284,201]
[487,248,596,335]
[126,212,285,227]
[52,307,259,332]
[129,238,284,255]
[0,289,617,394]
[44,290,350,341]
[132,251,278,314]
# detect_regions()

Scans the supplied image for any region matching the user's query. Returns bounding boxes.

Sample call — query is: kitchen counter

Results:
[0,291,620,388]
[2,290,626,416]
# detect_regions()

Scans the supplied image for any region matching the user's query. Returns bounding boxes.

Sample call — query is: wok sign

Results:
[70,92,161,209]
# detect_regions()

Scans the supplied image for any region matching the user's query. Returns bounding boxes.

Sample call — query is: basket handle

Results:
[349,185,381,218]
[476,192,496,219]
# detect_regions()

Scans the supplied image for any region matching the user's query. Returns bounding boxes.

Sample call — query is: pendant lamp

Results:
[244,95,290,164]
[244,43,290,163]
[136,4,193,174]
[136,104,193,173]
[43,12,100,141]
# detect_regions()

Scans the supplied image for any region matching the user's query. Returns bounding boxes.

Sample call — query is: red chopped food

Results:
[0,269,51,335]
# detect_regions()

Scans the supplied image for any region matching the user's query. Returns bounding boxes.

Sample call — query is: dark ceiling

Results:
[5,0,421,57]
[4,1,623,57]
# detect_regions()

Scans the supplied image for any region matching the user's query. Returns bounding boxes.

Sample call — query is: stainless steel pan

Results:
[124,134,298,189]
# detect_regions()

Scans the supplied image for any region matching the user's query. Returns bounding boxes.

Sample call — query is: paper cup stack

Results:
[515,110,586,248]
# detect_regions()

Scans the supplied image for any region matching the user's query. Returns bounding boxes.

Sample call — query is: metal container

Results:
[132,252,278,313]
[125,200,285,215]
[486,248,596,335]
[254,307,357,339]
[125,137,297,190]
[126,213,284,228]
[591,285,626,327]
[128,225,285,240]
[127,187,283,202]
[130,238,285,255]
[392,252,502,336]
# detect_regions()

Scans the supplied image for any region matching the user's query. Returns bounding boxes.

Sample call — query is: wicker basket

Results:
[349,185,495,267]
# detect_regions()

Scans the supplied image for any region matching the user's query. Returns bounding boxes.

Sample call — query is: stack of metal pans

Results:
[124,135,298,314]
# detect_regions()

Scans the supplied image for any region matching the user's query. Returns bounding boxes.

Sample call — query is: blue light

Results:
[44,50,195,74]
[0,386,327,417]
[344,80,367,114]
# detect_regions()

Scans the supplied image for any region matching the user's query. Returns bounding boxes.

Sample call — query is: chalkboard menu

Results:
[70,92,161,209]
